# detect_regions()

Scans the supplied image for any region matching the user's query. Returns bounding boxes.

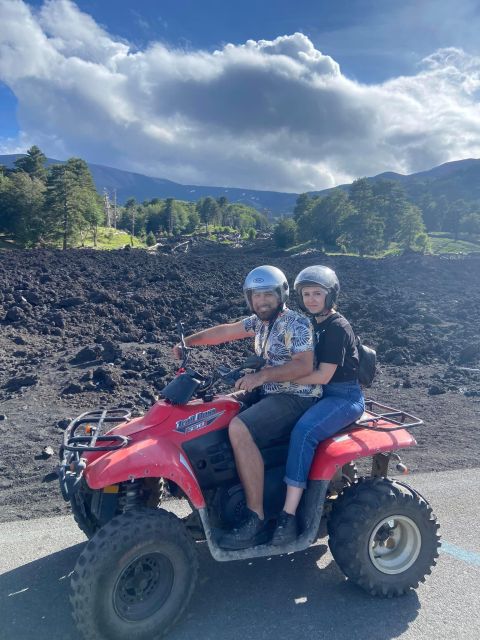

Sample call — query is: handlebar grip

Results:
[223,370,244,384]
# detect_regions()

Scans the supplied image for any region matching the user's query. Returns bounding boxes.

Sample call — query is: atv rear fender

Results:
[309,425,416,481]
[84,436,205,508]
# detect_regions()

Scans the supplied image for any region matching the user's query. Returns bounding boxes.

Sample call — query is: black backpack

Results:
[355,336,377,387]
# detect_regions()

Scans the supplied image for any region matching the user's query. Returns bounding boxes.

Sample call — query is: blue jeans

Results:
[284,381,365,488]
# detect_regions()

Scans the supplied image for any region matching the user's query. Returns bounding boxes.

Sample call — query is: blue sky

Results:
[1,0,480,191]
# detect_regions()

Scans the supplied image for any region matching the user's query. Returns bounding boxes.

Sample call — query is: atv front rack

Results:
[61,408,132,453]
[59,408,131,501]
[355,400,423,432]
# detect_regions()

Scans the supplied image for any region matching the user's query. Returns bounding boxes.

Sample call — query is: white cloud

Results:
[1,0,480,192]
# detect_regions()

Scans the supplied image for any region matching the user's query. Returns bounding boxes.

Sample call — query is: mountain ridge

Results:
[2,154,479,215]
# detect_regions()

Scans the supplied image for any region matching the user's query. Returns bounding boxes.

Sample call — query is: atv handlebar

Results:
[163,323,267,405]
[161,356,266,405]
[166,322,266,404]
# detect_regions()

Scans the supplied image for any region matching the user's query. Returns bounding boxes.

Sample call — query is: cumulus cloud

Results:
[1,0,480,192]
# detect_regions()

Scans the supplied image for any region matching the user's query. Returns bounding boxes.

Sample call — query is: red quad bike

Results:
[59,326,440,640]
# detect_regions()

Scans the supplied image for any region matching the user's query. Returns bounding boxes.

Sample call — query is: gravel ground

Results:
[1,243,479,522]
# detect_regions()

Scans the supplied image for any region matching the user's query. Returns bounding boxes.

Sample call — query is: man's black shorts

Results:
[231,391,317,448]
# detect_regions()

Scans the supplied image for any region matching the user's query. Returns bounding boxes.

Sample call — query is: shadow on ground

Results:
[0,540,420,640]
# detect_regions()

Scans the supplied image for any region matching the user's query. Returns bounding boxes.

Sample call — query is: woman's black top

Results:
[312,312,359,383]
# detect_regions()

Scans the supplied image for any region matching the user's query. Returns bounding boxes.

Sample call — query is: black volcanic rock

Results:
[5,375,38,391]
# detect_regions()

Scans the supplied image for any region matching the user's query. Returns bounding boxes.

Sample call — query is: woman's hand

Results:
[235,370,266,392]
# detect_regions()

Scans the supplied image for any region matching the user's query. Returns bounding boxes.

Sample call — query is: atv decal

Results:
[175,408,225,434]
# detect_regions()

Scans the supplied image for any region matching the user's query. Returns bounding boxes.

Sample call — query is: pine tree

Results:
[14,145,48,182]
[0,171,46,245]
[44,158,100,249]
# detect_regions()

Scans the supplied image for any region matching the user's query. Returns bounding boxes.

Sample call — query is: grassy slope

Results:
[427,232,480,254]
[285,233,480,257]
[80,227,144,249]
[0,228,145,250]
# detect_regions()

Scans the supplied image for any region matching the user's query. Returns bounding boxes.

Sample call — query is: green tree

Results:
[44,158,99,249]
[273,217,297,248]
[216,196,228,225]
[435,196,451,233]
[146,230,156,246]
[0,171,46,245]
[293,193,314,222]
[418,194,441,231]
[444,199,468,240]
[0,171,12,233]
[14,145,48,182]
[185,207,200,233]
[298,191,353,248]
[372,180,411,243]
[82,191,104,247]
[165,198,175,235]
[461,212,480,235]
[342,179,385,255]
[197,196,220,231]
[396,204,429,252]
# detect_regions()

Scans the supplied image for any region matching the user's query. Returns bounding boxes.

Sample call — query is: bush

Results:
[273,218,297,248]
[146,231,156,246]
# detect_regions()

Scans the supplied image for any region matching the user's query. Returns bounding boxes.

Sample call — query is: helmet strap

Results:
[314,308,334,321]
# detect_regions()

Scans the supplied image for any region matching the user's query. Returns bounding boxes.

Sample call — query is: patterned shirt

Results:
[243,308,322,398]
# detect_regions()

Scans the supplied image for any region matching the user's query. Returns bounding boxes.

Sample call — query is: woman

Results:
[272,265,365,545]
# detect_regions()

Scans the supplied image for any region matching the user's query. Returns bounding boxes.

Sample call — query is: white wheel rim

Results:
[368,515,421,574]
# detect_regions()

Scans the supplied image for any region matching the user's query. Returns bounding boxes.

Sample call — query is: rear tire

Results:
[70,508,198,639]
[327,477,440,596]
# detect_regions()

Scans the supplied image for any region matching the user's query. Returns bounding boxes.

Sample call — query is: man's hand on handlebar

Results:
[234,370,266,393]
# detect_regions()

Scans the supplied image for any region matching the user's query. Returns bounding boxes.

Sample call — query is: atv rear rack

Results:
[59,408,131,500]
[355,400,423,432]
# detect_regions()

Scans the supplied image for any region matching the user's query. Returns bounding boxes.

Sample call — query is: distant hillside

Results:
[312,158,480,206]
[0,154,297,217]
[2,154,479,215]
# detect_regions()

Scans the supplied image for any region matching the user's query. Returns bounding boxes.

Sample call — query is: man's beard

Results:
[255,306,279,321]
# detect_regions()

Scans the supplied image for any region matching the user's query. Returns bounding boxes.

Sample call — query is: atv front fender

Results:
[309,426,416,481]
[83,436,205,508]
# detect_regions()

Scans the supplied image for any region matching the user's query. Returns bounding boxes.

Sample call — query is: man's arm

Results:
[294,362,337,385]
[173,321,253,358]
[235,350,313,392]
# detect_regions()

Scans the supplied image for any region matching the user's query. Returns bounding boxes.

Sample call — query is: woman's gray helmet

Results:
[294,265,340,312]
[243,265,289,312]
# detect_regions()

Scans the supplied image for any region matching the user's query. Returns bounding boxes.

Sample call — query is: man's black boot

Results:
[271,511,297,546]
[218,509,269,550]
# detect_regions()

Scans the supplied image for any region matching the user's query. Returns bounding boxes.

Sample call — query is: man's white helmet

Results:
[243,265,289,312]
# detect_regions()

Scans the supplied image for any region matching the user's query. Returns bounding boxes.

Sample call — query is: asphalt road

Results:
[1,469,479,640]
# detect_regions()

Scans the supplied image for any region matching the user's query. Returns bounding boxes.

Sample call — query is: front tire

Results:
[327,477,440,597]
[69,486,101,538]
[70,508,198,639]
